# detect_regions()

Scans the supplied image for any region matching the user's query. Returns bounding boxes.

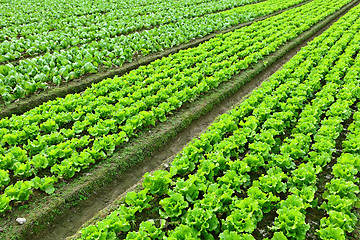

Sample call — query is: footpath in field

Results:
[69,4,360,240]
[0,0,359,239]
[0,0,308,107]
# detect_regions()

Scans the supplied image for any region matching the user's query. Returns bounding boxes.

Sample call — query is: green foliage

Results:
[273,207,309,240]
[184,207,219,239]
[143,170,172,196]
[165,225,199,240]
[223,198,262,233]
[253,167,288,194]
[0,169,10,188]
[126,221,165,240]
[220,231,255,240]
[318,226,345,240]
[159,192,188,219]
[31,176,58,194]
[125,189,153,212]
[5,180,33,201]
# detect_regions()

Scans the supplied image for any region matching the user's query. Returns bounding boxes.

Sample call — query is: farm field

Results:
[0,0,359,239]
[69,2,360,240]
[0,0,307,105]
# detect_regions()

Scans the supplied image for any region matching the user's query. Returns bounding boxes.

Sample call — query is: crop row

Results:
[316,103,360,239]
[0,0,308,103]
[0,0,352,214]
[72,4,360,239]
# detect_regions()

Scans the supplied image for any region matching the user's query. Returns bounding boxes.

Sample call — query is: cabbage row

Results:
[73,4,360,240]
[0,0,352,215]
[0,0,308,103]
[0,0,178,28]
[0,0,262,56]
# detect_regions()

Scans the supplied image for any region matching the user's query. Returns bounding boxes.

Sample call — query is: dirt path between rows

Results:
[29,1,360,239]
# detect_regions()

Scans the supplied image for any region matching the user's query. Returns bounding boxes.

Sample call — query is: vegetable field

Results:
[72,3,360,239]
[0,0,306,103]
[0,0,359,239]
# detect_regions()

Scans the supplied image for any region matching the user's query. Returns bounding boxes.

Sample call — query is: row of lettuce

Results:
[0,0,310,104]
[318,114,360,238]
[73,4,360,240]
[0,0,352,214]
[0,0,262,55]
